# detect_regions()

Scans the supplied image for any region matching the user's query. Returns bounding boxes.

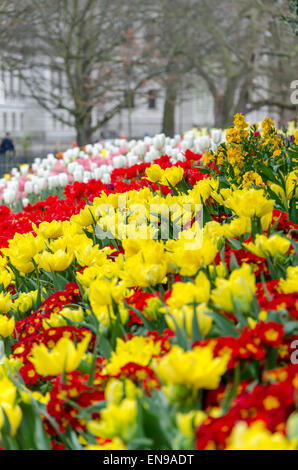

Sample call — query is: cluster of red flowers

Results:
[195,364,298,449]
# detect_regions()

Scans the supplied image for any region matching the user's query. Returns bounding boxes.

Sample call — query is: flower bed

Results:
[0,115,297,450]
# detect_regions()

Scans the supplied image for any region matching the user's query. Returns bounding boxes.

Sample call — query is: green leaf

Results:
[221,363,240,414]
[227,237,242,250]
[33,412,51,450]
[191,304,202,342]
[207,311,238,337]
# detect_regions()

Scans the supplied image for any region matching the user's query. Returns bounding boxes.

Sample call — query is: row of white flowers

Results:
[0,129,225,206]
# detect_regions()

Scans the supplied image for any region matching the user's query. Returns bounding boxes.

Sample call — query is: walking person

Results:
[0,132,15,176]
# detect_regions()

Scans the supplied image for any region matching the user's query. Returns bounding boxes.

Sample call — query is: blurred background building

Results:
[0,71,273,156]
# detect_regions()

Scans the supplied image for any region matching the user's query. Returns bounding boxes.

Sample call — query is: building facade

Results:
[0,70,272,156]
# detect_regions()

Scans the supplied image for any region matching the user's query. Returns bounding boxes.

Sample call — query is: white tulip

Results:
[127,155,138,167]
[24,181,33,194]
[58,173,68,187]
[73,170,84,182]
[211,129,222,145]
[196,136,211,153]
[113,156,126,169]
[101,173,111,184]
[135,143,147,159]
[22,198,29,208]
[83,171,91,182]
[3,189,16,205]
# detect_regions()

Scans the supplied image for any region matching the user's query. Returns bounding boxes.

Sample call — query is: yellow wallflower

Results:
[226,127,241,144]
[261,117,275,136]
[233,113,248,130]
[29,333,91,376]
[227,147,244,167]
[242,171,263,188]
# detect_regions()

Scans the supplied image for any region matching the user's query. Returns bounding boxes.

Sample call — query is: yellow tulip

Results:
[0,402,22,436]
[88,399,137,441]
[12,290,41,314]
[155,345,229,390]
[162,166,184,187]
[37,249,74,272]
[0,376,22,436]
[145,164,163,183]
[245,234,291,258]
[211,263,256,314]
[0,292,12,314]
[85,437,126,450]
[0,315,15,338]
[103,336,161,376]
[220,188,274,219]
[29,333,91,376]
[165,304,212,338]
[2,232,45,274]
[226,421,295,450]
[33,220,63,239]
[279,266,298,294]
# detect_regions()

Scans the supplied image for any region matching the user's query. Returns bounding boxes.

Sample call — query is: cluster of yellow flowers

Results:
[0,114,296,450]
[0,177,286,345]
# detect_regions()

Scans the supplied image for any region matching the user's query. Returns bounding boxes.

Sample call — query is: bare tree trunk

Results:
[76,113,93,146]
[213,94,225,128]
[162,81,178,137]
